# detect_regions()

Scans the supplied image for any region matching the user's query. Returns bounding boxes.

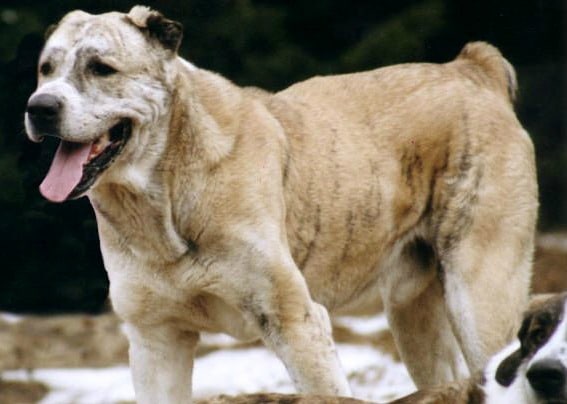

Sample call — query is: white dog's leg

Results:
[123,323,199,404]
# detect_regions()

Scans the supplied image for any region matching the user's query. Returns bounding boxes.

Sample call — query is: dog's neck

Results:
[89,60,289,264]
[88,62,249,264]
[170,63,240,167]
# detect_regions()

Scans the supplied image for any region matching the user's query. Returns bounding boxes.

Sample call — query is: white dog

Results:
[392,293,567,404]
[484,293,567,404]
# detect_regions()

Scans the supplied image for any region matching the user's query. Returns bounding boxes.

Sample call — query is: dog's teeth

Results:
[87,132,112,161]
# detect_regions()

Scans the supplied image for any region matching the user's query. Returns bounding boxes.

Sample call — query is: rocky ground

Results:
[0,233,565,403]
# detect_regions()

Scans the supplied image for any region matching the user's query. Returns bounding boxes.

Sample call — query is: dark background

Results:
[0,0,564,313]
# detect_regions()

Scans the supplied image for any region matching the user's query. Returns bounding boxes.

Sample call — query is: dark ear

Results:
[145,13,183,52]
[495,311,534,386]
[127,6,183,53]
[495,348,523,386]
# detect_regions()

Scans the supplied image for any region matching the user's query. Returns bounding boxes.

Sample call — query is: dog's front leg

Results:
[123,323,199,404]
[270,299,352,396]
[235,263,351,396]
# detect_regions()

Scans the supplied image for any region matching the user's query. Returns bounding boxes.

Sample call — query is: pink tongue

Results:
[40,140,93,202]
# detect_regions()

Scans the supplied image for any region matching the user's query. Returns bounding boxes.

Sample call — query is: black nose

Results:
[527,359,566,398]
[26,94,62,135]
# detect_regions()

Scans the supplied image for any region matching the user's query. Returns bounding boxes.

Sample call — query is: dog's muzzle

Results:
[26,93,63,138]
[527,359,567,402]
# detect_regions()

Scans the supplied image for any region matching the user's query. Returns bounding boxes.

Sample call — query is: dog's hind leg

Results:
[381,239,470,387]
[434,127,537,374]
[437,224,535,374]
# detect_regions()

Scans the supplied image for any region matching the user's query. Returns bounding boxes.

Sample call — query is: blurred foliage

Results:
[0,0,564,313]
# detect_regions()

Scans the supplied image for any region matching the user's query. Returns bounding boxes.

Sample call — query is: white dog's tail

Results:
[456,41,518,104]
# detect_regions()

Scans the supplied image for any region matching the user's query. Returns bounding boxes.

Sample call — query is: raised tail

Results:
[456,41,517,104]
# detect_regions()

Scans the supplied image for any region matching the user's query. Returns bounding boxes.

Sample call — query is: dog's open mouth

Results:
[39,119,132,202]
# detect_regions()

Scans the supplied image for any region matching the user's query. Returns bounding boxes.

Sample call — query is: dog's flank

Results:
[25,5,538,404]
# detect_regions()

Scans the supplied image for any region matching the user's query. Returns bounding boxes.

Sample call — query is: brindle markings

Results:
[330,127,342,202]
[364,160,382,226]
[282,145,291,186]
[340,210,356,261]
[297,203,321,271]
[433,111,482,259]
[296,127,340,270]
[401,143,424,190]
[241,295,275,334]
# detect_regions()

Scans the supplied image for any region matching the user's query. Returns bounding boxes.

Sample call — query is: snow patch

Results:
[334,314,390,335]
[0,313,24,324]
[2,342,415,403]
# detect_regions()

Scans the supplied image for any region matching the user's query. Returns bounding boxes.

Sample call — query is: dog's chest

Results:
[102,248,260,337]
[100,244,215,329]
[90,188,188,262]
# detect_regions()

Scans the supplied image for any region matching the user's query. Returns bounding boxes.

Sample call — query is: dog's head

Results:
[486,293,567,403]
[25,6,184,202]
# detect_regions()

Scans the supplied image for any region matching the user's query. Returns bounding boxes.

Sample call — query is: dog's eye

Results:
[521,311,555,354]
[39,62,53,76]
[528,325,551,348]
[88,61,118,77]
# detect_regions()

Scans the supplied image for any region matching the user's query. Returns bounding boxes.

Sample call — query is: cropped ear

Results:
[146,13,183,52]
[127,6,183,53]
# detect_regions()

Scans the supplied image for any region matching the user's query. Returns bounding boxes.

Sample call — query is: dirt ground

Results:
[0,233,564,403]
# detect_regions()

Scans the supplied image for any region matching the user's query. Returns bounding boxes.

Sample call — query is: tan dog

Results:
[25,5,538,403]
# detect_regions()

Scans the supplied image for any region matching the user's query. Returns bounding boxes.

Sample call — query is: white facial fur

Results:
[25,10,177,170]
[483,300,567,404]
[483,339,537,404]
[528,300,567,369]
